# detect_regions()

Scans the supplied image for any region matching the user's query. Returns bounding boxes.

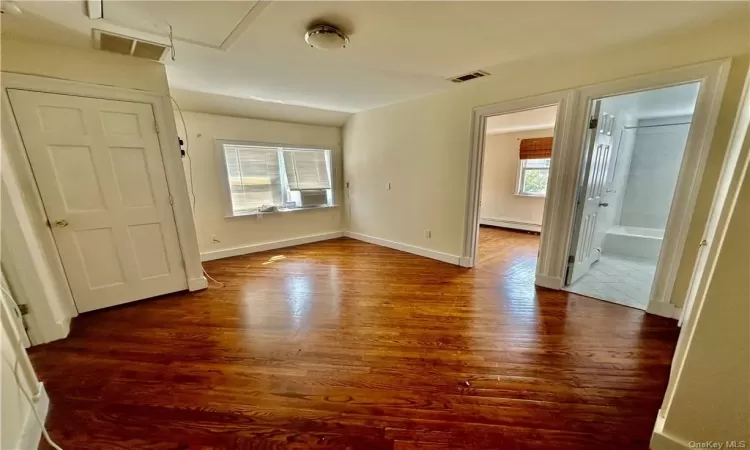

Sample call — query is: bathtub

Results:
[602,225,664,261]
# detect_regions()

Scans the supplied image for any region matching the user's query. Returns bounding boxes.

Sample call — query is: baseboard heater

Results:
[480,218,541,233]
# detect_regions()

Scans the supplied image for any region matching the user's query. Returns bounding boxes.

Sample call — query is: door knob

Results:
[53,219,69,228]
[598,202,609,207]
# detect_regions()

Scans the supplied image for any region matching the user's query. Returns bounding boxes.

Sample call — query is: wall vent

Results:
[449,70,490,83]
[93,29,169,61]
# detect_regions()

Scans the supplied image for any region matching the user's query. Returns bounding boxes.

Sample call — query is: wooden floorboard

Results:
[31,227,679,449]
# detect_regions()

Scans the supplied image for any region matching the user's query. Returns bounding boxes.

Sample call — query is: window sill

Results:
[225,205,338,219]
[514,193,547,198]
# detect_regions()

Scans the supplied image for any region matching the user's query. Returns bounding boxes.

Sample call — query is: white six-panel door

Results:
[8,90,187,312]
[568,104,616,284]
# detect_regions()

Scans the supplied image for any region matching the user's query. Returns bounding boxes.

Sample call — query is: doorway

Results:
[564,83,701,309]
[477,106,557,268]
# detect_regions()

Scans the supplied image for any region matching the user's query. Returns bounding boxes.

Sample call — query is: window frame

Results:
[516,158,551,197]
[215,139,336,218]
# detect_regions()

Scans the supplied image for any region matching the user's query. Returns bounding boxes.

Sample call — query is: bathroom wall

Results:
[598,111,638,237]
[620,116,692,229]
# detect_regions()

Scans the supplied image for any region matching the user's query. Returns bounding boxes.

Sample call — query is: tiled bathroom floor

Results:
[565,254,657,310]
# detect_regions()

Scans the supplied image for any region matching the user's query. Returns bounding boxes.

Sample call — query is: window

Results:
[220,142,333,216]
[517,158,550,196]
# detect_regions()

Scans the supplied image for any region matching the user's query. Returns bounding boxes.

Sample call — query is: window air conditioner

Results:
[299,190,328,207]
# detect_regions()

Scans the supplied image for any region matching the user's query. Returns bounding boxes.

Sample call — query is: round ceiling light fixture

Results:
[304,24,349,50]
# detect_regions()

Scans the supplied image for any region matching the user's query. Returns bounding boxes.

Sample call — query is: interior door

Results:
[8,90,187,313]
[567,103,616,284]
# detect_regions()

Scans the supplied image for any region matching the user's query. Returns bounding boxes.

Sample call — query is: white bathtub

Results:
[602,225,664,261]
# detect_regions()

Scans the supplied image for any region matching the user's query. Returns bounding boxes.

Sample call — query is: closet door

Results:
[9,90,187,312]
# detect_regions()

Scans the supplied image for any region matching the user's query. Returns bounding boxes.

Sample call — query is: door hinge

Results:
[568,255,575,264]
[17,304,29,316]
[154,121,160,133]
[589,117,599,129]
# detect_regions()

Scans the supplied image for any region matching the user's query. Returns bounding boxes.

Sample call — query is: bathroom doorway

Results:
[564,82,700,310]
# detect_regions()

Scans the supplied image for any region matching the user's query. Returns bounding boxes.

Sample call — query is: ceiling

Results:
[3,1,743,114]
[485,105,558,135]
[170,88,350,127]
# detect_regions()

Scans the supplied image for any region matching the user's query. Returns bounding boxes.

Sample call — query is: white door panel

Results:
[568,105,616,284]
[8,90,187,312]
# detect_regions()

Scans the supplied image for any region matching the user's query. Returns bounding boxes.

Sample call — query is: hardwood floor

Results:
[31,227,679,449]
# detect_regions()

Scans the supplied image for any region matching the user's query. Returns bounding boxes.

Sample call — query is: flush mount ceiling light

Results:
[304,24,349,50]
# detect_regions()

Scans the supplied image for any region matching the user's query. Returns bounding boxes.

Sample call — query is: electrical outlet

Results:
[425,229,431,239]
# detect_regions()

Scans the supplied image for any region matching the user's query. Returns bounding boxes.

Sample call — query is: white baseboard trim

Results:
[458,256,473,267]
[535,274,564,289]
[344,231,462,266]
[188,276,208,291]
[200,231,344,262]
[50,318,70,342]
[650,414,690,450]
[480,218,542,233]
[646,301,683,320]
[17,383,49,450]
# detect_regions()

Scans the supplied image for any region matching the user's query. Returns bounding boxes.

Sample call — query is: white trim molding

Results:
[463,90,578,293]
[480,218,542,233]
[345,231,462,265]
[650,414,691,450]
[188,277,209,290]
[201,231,344,262]
[17,383,50,450]
[534,274,564,290]
[646,301,684,320]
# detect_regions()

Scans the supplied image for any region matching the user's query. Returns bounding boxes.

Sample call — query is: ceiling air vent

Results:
[93,29,169,62]
[449,70,490,83]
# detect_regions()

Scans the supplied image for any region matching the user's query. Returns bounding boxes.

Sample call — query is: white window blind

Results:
[283,149,331,190]
[223,145,283,214]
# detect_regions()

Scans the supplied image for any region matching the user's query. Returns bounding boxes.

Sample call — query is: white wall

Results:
[479,129,551,230]
[0,310,37,450]
[1,38,171,94]
[343,16,748,307]
[1,135,45,450]
[176,111,343,259]
[606,127,638,229]
[657,160,749,446]
[620,116,692,230]
[1,150,72,344]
